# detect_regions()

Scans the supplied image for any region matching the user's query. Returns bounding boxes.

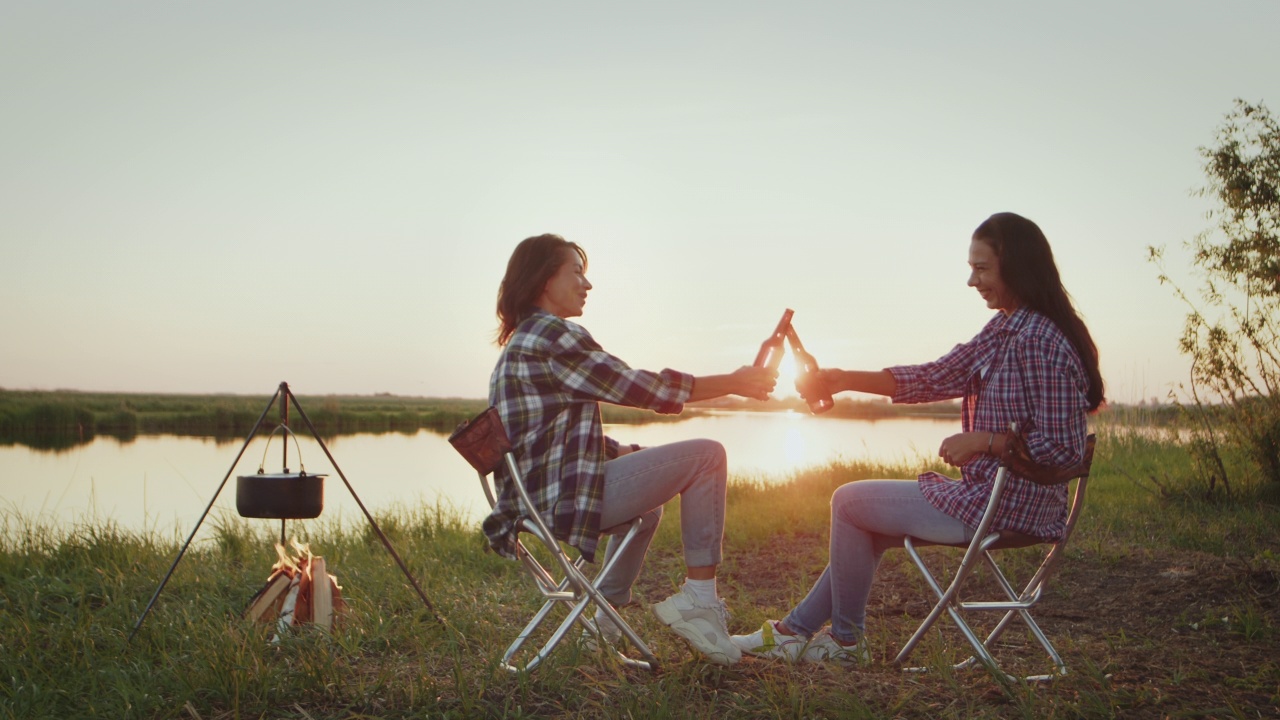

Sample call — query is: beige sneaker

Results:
[730,620,808,661]
[801,629,870,666]
[651,587,742,665]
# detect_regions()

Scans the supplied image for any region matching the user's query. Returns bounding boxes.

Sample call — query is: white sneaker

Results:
[730,620,807,662]
[801,629,870,666]
[651,587,742,665]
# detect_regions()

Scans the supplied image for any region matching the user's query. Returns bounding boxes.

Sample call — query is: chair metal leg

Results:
[577,521,659,670]
[891,435,1095,683]
[457,413,676,674]
[906,532,1075,676]
[897,536,1067,682]
[505,592,594,674]
[895,535,991,668]
[964,606,1065,680]
[501,577,574,673]
[965,552,1067,680]
[497,515,657,673]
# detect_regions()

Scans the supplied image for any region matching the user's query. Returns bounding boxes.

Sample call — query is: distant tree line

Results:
[0,390,701,451]
[0,391,491,450]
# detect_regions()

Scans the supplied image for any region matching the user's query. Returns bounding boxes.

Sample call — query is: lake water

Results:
[0,412,957,541]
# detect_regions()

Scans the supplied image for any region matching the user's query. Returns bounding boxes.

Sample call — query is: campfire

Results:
[244,540,345,637]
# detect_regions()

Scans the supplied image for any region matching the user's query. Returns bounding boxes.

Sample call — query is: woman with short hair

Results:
[487,233,777,665]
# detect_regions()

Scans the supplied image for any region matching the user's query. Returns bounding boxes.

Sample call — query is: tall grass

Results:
[1088,417,1280,558]
[2,431,1277,718]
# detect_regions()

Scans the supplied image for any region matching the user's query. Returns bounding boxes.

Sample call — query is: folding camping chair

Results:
[894,429,1097,682]
[448,407,659,674]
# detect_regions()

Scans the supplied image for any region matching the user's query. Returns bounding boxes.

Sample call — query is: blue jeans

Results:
[593,438,728,606]
[784,480,974,644]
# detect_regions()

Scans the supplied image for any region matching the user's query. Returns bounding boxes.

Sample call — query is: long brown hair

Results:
[973,213,1106,412]
[495,234,587,346]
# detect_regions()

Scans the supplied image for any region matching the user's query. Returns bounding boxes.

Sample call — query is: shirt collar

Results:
[993,306,1034,335]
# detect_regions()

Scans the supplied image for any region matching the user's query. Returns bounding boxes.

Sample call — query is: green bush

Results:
[1151,99,1280,496]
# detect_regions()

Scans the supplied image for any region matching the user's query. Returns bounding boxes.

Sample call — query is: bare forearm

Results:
[829,369,897,397]
[689,366,776,402]
[939,430,1008,466]
[688,374,739,402]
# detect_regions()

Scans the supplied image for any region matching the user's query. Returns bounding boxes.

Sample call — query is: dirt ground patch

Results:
[634,534,1280,718]
[1031,545,1280,715]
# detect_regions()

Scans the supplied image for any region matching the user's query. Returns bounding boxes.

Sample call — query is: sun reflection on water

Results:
[780,410,811,470]
[0,414,960,537]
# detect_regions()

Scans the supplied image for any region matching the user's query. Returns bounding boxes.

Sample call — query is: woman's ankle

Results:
[774,620,799,636]
[682,576,718,605]
[828,629,863,647]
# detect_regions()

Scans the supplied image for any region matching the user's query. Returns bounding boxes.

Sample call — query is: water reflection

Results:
[0,412,957,539]
[611,411,955,479]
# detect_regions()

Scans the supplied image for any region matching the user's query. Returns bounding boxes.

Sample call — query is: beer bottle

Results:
[786,326,835,414]
[753,309,794,370]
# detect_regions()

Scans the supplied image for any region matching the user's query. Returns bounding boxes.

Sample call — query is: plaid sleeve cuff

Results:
[654,369,695,413]
[885,365,926,404]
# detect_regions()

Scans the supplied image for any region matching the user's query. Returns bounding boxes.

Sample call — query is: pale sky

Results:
[3,1,1277,404]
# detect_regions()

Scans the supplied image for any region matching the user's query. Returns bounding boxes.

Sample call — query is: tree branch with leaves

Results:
[1150,98,1280,494]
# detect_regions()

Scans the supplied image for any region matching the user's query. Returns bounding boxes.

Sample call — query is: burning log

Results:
[243,540,345,634]
[244,573,292,623]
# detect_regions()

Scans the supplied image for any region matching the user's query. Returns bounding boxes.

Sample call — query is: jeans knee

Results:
[831,481,861,509]
[696,438,727,468]
[831,481,876,529]
[686,438,727,483]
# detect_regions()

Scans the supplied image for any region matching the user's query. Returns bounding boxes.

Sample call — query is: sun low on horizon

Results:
[772,352,801,400]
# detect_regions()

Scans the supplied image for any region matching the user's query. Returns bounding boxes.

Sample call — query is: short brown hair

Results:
[495,234,587,346]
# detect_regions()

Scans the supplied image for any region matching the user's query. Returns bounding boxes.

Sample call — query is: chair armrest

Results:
[1002,432,1096,486]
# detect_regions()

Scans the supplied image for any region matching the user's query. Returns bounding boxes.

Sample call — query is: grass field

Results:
[2,424,1277,718]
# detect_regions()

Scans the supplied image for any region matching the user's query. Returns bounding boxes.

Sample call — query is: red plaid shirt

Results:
[484,311,693,561]
[887,308,1091,539]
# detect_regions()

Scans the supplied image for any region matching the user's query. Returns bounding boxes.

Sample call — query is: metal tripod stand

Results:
[129,381,448,642]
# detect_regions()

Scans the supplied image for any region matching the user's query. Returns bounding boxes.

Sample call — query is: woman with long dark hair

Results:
[732,212,1104,664]
[487,233,777,665]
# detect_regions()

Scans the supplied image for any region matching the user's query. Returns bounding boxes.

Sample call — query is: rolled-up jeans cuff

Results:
[683,547,721,568]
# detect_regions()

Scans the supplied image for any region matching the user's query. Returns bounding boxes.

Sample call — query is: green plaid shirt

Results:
[484,311,693,561]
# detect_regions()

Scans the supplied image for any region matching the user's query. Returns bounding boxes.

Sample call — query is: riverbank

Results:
[3,426,1276,718]
[0,387,1178,452]
[0,390,699,450]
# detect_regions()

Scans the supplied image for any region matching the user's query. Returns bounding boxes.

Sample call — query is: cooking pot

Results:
[236,471,326,519]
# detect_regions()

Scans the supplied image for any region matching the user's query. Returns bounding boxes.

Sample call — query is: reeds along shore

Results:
[0,389,948,451]
[0,388,1178,451]
[0,390,491,449]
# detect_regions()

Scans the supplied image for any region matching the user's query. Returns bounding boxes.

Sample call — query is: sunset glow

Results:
[780,412,813,471]
[774,353,800,400]
[1,4,1276,403]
